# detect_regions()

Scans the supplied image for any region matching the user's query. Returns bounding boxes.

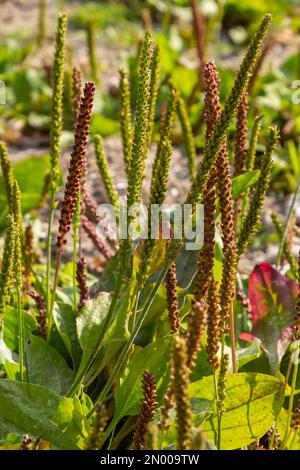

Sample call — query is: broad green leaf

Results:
[223,338,262,372]
[175,248,198,289]
[0,433,22,450]
[101,337,171,445]
[53,302,82,368]
[0,336,21,380]
[0,380,85,449]
[76,292,112,367]
[3,306,37,351]
[0,155,50,194]
[190,372,284,450]
[25,334,74,395]
[115,337,171,418]
[231,170,260,199]
[236,338,262,369]
[0,41,31,74]
[0,155,51,230]
[90,115,119,137]
[287,140,300,178]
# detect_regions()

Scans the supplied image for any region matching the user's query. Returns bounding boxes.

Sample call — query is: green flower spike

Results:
[238,126,279,255]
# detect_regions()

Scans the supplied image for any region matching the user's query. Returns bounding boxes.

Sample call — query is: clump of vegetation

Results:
[0,1,300,452]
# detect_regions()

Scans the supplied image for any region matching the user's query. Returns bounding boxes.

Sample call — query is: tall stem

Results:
[87,265,169,419]
[17,287,26,382]
[67,272,123,397]
[229,302,237,373]
[48,251,61,337]
[281,344,299,448]
[217,335,225,450]
[46,189,55,315]
[72,233,78,312]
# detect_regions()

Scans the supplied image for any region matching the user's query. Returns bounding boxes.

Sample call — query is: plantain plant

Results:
[1,12,300,452]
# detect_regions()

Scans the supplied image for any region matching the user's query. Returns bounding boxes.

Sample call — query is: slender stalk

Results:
[73,234,78,311]
[217,337,225,450]
[212,370,219,447]
[17,287,25,382]
[87,264,169,419]
[67,273,123,397]
[49,252,62,335]
[281,344,299,448]
[46,191,55,316]
[72,193,81,312]
[284,351,294,391]
[46,14,67,314]
[229,302,237,373]
[37,0,47,46]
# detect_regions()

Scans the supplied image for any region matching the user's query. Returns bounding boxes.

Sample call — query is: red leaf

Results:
[240,262,298,370]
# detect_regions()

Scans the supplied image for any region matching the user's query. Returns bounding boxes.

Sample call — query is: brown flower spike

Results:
[172,336,193,450]
[194,60,220,301]
[166,262,180,334]
[202,61,236,251]
[57,82,95,252]
[27,290,48,340]
[133,371,157,450]
[76,256,89,311]
[186,301,207,370]
[219,243,238,332]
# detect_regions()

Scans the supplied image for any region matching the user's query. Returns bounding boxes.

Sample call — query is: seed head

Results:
[166,262,180,334]
[50,14,67,189]
[56,82,95,252]
[27,290,48,340]
[172,336,193,450]
[133,371,157,450]
[185,301,207,370]
[238,126,279,255]
[119,68,133,178]
[76,256,89,311]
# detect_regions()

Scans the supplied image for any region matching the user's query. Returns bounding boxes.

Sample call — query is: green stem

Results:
[276,178,300,268]
[217,335,225,450]
[212,369,219,448]
[73,227,79,312]
[46,189,55,316]
[48,251,61,337]
[87,264,169,419]
[17,287,26,382]
[281,345,299,448]
[66,273,123,397]
[229,301,237,373]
